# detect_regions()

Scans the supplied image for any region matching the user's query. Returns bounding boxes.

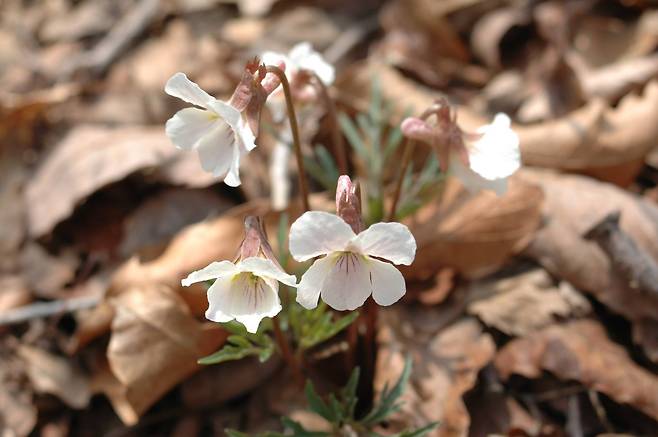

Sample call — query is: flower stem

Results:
[272,316,303,385]
[266,65,311,212]
[387,108,436,222]
[312,73,348,175]
[386,137,415,222]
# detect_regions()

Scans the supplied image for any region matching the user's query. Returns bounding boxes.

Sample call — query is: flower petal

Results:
[289,212,356,262]
[236,117,257,152]
[289,42,335,85]
[449,157,508,196]
[165,72,214,108]
[205,276,236,323]
[469,113,520,181]
[352,222,416,265]
[182,261,238,286]
[368,257,406,306]
[195,121,234,177]
[231,275,282,333]
[238,257,297,287]
[223,141,244,187]
[321,252,371,311]
[296,255,335,309]
[165,108,218,150]
[206,100,241,129]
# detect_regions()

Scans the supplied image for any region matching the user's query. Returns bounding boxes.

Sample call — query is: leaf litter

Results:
[3,0,658,435]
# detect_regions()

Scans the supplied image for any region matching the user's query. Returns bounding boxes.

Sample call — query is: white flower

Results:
[289,212,416,311]
[262,42,335,87]
[450,113,520,196]
[164,72,256,187]
[402,111,520,196]
[181,257,297,333]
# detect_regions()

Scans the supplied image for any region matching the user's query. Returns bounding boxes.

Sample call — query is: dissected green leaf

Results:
[362,357,412,425]
[305,380,336,422]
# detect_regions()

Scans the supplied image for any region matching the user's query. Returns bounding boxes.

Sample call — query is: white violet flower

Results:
[402,104,520,196]
[449,114,520,195]
[181,257,297,333]
[165,72,256,186]
[289,211,416,311]
[261,42,335,88]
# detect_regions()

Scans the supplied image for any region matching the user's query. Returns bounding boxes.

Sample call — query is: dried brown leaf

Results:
[106,285,225,424]
[495,319,658,421]
[19,243,78,299]
[120,188,233,258]
[25,125,180,237]
[466,269,590,336]
[516,80,658,171]
[522,169,658,362]
[375,309,495,437]
[0,356,37,437]
[405,176,543,279]
[18,345,91,409]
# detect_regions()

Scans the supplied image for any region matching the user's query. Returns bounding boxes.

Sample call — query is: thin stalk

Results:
[266,65,310,212]
[386,108,436,221]
[386,138,415,222]
[312,72,348,175]
[272,316,303,386]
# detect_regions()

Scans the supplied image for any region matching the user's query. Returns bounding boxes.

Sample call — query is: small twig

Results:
[266,65,311,212]
[60,0,160,79]
[312,72,348,175]
[0,295,102,326]
[584,211,658,298]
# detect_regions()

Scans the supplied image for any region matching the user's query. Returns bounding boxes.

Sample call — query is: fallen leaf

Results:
[0,275,31,314]
[19,243,78,299]
[405,175,544,279]
[0,354,37,437]
[522,169,658,361]
[495,319,658,421]
[375,309,495,437]
[516,80,658,172]
[470,5,531,69]
[466,269,590,336]
[106,285,226,424]
[119,188,233,259]
[521,169,658,259]
[18,345,91,409]
[25,125,181,238]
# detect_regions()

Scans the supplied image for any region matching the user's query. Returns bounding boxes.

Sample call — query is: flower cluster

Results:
[166,44,521,334]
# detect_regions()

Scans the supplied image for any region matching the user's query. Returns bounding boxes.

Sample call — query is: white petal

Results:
[238,257,297,287]
[261,51,290,71]
[289,212,356,262]
[165,72,214,109]
[368,257,406,306]
[450,157,508,196]
[296,255,335,309]
[223,140,244,187]
[231,274,282,333]
[205,276,236,322]
[321,252,371,311]
[235,117,257,152]
[182,261,238,286]
[206,100,241,129]
[269,142,291,211]
[468,113,520,181]
[165,108,218,150]
[289,43,335,85]
[352,222,416,265]
[195,121,234,177]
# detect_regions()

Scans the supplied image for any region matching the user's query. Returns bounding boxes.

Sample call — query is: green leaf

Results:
[305,381,336,422]
[338,113,368,160]
[342,367,360,419]
[300,311,359,350]
[198,325,275,365]
[362,357,412,425]
[197,344,260,365]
